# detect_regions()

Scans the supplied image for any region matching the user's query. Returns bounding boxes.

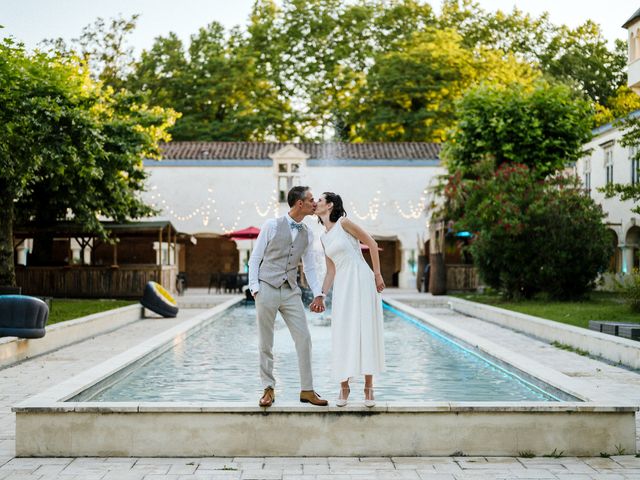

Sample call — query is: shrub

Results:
[616,270,640,313]
[454,164,612,299]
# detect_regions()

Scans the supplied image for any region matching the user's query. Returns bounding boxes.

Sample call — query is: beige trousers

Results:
[255,281,314,391]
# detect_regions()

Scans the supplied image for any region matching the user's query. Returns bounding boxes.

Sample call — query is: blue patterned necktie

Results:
[290,222,304,232]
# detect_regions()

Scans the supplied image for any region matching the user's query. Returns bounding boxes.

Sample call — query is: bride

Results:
[310,192,386,407]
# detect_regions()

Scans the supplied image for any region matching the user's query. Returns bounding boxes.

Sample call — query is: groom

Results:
[248,186,328,407]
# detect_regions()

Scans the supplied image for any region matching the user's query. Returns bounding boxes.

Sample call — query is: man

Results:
[248,186,328,407]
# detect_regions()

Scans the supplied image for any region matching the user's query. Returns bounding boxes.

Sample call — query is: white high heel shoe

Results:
[364,387,376,408]
[336,386,350,407]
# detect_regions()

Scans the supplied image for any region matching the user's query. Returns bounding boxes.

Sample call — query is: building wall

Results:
[185,237,239,287]
[142,161,445,288]
[577,123,640,274]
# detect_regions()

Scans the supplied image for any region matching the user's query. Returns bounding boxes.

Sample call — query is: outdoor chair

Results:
[208,272,223,294]
[0,295,49,338]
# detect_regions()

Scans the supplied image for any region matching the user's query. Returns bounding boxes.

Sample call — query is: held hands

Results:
[309,296,326,313]
[375,272,385,293]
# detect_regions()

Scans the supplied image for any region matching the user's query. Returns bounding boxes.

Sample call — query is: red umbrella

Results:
[224,226,260,240]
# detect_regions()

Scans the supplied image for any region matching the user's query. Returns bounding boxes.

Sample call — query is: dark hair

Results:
[287,186,310,207]
[318,192,347,225]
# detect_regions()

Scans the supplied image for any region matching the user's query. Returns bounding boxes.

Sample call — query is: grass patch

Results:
[48,299,136,325]
[452,291,640,330]
[551,341,590,357]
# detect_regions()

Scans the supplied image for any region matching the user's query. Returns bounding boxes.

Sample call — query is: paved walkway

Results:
[2,291,640,478]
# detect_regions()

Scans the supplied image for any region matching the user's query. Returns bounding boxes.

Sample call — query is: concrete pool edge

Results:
[16,296,245,405]
[12,295,639,457]
[381,297,601,402]
[14,405,637,457]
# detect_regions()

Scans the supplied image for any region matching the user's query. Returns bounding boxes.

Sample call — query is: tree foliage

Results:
[0,39,178,285]
[31,1,625,141]
[448,162,611,299]
[42,14,139,90]
[348,28,539,142]
[441,81,594,179]
[127,22,297,141]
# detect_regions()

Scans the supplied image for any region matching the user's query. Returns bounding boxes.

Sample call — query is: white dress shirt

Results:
[248,214,323,297]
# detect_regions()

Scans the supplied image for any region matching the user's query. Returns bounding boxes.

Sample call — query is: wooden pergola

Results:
[12,221,188,298]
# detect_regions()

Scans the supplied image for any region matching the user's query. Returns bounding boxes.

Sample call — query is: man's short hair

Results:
[287,186,310,207]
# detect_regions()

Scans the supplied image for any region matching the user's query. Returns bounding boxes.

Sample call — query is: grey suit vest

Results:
[258,216,309,290]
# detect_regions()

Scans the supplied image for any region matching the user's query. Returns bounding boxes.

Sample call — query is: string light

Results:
[350,190,381,220]
[394,197,427,219]
[149,184,432,230]
[255,190,280,217]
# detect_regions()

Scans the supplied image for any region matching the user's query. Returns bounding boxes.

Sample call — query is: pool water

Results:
[75,303,572,403]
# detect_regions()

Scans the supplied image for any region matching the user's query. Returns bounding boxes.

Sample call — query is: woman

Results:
[313,192,385,407]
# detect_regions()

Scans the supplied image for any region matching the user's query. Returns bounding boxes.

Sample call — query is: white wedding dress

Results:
[321,217,385,382]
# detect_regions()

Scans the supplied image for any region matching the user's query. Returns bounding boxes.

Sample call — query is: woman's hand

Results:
[375,272,385,293]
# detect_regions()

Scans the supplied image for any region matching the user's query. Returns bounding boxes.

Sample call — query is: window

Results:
[604,146,614,185]
[583,158,591,193]
[277,162,301,203]
[632,146,640,186]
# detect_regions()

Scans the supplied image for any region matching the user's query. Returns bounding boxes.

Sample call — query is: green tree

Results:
[246,0,436,140]
[0,40,178,285]
[349,28,539,142]
[539,23,627,105]
[593,86,640,126]
[128,22,296,141]
[450,162,611,299]
[42,14,139,90]
[442,81,593,179]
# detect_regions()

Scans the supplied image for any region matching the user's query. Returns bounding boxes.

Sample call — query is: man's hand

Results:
[309,296,325,313]
[252,290,258,299]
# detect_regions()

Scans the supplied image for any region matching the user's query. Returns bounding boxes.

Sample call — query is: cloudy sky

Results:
[1,0,633,53]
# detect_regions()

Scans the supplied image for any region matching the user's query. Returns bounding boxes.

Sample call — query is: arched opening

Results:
[625,226,640,272]
[361,236,401,287]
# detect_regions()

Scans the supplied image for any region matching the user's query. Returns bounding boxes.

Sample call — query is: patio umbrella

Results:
[224,226,260,240]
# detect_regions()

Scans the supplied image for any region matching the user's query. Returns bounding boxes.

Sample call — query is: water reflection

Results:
[86,304,560,403]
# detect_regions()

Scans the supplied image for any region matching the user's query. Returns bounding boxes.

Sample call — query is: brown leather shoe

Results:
[300,390,328,406]
[259,387,275,407]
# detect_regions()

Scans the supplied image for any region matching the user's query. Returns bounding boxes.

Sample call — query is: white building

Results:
[574,8,640,275]
[142,142,444,289]
[578,119,640,273]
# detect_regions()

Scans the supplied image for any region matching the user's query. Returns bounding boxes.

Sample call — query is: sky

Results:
[1,0,634,53]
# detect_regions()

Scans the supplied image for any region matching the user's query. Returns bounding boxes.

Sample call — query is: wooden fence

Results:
[15,265,178,299]
[445,264,479,291]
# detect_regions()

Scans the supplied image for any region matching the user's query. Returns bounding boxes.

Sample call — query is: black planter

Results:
[0,295,49,338]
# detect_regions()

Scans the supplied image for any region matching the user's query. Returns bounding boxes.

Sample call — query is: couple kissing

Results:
[248,186,386,408]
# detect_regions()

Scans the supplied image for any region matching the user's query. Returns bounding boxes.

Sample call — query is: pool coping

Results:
[382,298,606,403]
[447,296,640,370]
[12,296,639,457]
[0,304,143,369]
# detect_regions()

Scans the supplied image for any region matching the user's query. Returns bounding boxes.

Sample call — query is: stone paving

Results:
[2,290,640,478]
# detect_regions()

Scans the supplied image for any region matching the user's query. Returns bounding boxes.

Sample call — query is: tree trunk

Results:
[429,252,446,295]
[0,195,16,287]
[30,233,55,266]
[428,220,447,295]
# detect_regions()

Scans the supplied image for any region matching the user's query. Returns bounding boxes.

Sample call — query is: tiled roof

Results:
[623,8,640,28]
[159,142,441,160]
